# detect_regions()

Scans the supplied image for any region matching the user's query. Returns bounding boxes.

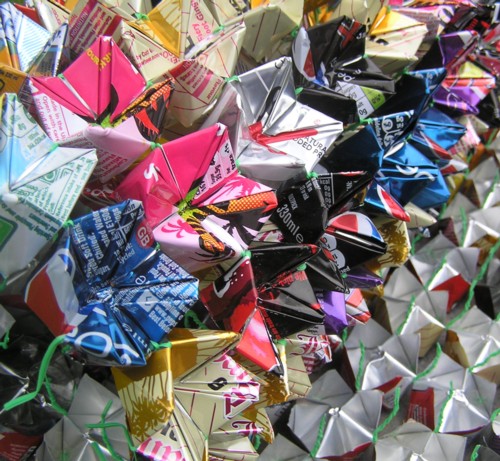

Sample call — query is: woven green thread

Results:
[183,310,208,329]
[310,413,328,457]
[0,328,10,350]
[424,256,447,291]
[253,434,262,451]
[469,348,500,372]
[355,341,366,391]
[434,381,454,432]
[410,234,423,255]
[3,335,66,411]
[150,340,172,350]
[86,399,136,456]
[459,206,468,247]
[225,75,240,83]
[447,238,500,329]
[44,377,68,416]
[396,295,416,335]
[90,442,108,461]
[372,386,401,442]
[413,343,442,382]
[470,444,480,461]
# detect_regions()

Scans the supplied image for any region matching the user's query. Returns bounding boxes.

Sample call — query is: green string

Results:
[307,171,318,179]
[481,171,500,209]
[310,413,328,457]
[438,202,448,220]
[0,278,6,293]
[410,234,423,255]
[241,250,252,259]
[447,238,500,329]
[225,75,240,83]
[295,86,303,96]
[133,12,149,20]
[253,434,262,451]
[413,343,442,382]
[396,295,416,335]
[150,142,162,150]
[470,445,480,461]
[485,129,497,147]
[150,340,172,350]
[459,206,468,247]
[3,335,66,412]
[48,142,59,153]
[296,263,307,271]
[86,399,137,457]
[212,24,225,34]
[290,26,299,38]
[434,382,454,432]
[146,80,153,89]
[341,328,348,344]
[372,386,401,443]
[469,348,500,372]
[424,256,447,290]
[183,310,208,329]
[0,328,10,349]
[491,407,500,422]
[44,377,68,416]
[62,219,74,228]
[90,442,108,461]
[355,341,366,391]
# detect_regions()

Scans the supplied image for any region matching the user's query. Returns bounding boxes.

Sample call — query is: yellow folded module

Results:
[112,328,268,460]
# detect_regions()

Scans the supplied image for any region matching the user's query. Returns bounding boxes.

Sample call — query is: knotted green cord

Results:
[413,343,442,382]
[372,386,401,443]
[150,340,172,350]
[424,255,447,291]
[469,348,500,373]
[44,377,68,416]
[133,12,149,20]
[355,341,366,391]
[225,75,240,83]
[183,310,208,329]
[459,206,468,247]
[86,399,137,459]
[3,335,66,412]
[310,413,328,457]
[396,295,416,335]
[0,329,10,350]
[447,238,500,329]
[434,382,454,432]
[470,444,481,461]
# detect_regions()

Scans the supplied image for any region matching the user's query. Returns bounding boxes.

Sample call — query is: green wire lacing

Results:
[372,386,401,443]
[225,75,240,83]
[150,340,172,350]
[355,341,366,391]
[3,335,66,412]
[470,444,481,461]
[459,206,468,247]
[447,238,500,329]
[183,310,208,329]
[310,413,328,458]
[0,328,10,350]
[44,377,68,416]
[396,295,416,335]
[413,343,442,382]
[434,382,454,433]
[253,434,262,451]
[469,348,500,373]
[86,399,137,460]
